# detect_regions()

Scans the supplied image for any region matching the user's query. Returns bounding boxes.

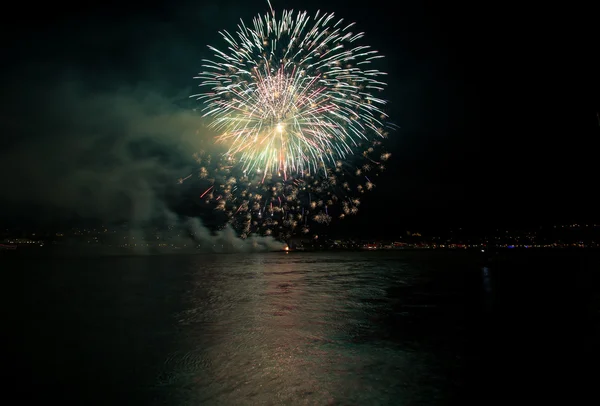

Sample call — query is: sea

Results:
[3,250,599,405]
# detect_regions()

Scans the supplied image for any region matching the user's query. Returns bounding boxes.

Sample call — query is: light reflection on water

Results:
[8,251,471,405]
[154,252,465,405]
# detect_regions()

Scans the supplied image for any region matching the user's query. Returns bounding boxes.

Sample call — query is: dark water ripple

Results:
[8,250,598,404]
[146,252,469,405]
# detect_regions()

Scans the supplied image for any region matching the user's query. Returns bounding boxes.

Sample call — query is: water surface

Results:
[6,250,597,404]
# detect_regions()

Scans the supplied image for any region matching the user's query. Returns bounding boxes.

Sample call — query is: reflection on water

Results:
[8,251,474,405]
[155,253,466,405]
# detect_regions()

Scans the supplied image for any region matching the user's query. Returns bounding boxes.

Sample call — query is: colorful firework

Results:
[191,0,389,179]
[182,138,390,240]
[185,1,394,240]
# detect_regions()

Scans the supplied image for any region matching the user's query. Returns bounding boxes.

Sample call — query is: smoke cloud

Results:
[0,78,284,253]
[0,3,289,253]
[123,215,284,255]
[1,81,192,218]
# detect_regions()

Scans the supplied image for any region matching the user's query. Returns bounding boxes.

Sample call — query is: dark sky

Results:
[1,0,598,234]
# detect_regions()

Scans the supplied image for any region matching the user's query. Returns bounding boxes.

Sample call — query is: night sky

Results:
[1,0,598,235]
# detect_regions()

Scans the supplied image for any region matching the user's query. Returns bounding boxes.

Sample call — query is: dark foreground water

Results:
[3,250,600,404]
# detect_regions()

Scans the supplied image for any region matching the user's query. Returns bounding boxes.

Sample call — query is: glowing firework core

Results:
[193,3,388,178]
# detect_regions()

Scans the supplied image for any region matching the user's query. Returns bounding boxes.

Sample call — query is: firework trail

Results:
[177,174,192,184]
[186,1,394,240]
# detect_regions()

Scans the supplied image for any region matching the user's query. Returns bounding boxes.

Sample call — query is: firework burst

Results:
[184,137,390,240]
[192,1,389,178]
[184,2,394,240]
